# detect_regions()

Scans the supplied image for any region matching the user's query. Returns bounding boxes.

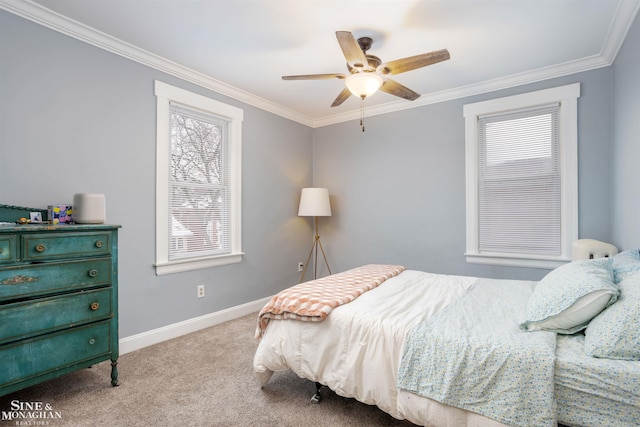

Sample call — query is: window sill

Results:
[155,252,244,275]
[465,252,570,270]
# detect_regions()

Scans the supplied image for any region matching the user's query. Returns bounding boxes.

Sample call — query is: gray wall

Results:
[612,12,640,249]
[313,69,615,282]
[0,11,313,337]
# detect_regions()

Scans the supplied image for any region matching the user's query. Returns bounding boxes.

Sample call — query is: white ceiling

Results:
[4,0,640,126]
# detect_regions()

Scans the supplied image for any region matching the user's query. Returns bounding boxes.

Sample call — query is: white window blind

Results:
[478,104,561,256]
[168,103,231,260]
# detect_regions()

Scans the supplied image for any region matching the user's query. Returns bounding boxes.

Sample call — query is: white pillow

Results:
[585,272,640,360]
[612,249,640,283]
[520,258,618,334]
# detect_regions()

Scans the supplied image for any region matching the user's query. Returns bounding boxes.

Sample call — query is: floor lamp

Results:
[298,187,332,282]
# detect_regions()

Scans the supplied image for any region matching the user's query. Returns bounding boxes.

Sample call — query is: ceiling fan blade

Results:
[282,73,346,80]
[380,79,421,101]
[331,87,352,107]
[377,49,450,75]
[336,31,368,69]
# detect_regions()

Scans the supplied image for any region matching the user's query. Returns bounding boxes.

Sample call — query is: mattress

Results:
[398,277,555,427]
[555,334,640,427]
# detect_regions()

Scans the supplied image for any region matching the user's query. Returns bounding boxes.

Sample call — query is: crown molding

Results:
[2,0,638,129]
[314,0,640,128]
[0,0,315,127]
[601,0,640,61]
[313,54,611,127]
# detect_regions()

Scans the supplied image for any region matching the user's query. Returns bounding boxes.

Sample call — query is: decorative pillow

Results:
[612,249,640,283]
[520,258,618,334]
[585,272,640,360]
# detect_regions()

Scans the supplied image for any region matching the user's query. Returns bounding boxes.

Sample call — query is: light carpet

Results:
[0,313,412,426]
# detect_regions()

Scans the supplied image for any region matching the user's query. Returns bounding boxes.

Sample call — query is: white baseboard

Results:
[119,296,271,355]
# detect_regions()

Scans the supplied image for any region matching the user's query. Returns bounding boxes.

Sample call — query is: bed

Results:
[253,242,640,427]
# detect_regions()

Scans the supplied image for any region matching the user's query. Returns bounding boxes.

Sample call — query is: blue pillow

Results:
[612,249,640,283]
[585,272,640,360]
[520,258,618,334]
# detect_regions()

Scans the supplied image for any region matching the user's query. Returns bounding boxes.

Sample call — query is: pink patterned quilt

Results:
[255,264,405,338]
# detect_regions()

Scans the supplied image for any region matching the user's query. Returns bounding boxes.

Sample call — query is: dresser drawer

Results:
[0,258,111,301]
[22,231,111,261]
[0,235,16,264]
[0,288,112,345]
[0,321,112,386]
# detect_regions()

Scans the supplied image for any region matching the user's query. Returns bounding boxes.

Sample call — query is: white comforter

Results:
[253,270,510,427]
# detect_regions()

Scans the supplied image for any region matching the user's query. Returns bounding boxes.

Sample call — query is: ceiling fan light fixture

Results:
[345,72,383,99]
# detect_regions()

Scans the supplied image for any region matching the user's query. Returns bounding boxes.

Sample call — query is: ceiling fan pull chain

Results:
[360,97,365,132]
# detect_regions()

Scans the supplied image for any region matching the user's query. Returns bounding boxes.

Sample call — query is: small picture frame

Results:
[30,212,43,223]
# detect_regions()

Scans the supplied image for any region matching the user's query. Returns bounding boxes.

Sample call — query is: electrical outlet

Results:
[298,262,304,272]
[197,285,205,299]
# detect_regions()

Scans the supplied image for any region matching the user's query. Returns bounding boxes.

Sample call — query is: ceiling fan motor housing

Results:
[348,55,381,73]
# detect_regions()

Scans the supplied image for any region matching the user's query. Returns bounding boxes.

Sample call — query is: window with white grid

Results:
[464,84,580,268]
[155,81,243,275]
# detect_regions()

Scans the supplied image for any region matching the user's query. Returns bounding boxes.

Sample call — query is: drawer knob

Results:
[95,240,103,248]
[89,338,96,345]
[35,243,46,252]
[90,302,100,311]
[88,269,99,278]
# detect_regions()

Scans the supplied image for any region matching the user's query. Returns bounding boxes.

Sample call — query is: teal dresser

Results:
[0,222,120,396]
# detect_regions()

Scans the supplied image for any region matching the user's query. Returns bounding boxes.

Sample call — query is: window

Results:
[463,83,580,268]
[154,81,243,275]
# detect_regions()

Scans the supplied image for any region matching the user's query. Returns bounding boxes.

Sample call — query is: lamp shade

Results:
[345,72,383,99]
[298,188,331,217]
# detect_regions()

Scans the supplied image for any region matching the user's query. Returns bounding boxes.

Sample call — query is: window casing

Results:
[155,81,243,275]
[463,83,580,268]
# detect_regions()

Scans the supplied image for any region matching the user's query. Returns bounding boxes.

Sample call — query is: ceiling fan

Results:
[282,31,450,107]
